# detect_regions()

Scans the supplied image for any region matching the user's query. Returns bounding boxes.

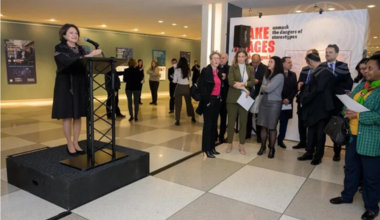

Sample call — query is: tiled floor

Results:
[0,97,367,220]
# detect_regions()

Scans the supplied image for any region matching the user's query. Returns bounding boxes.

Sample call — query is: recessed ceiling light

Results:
[295,10,302,13]
[377,46,379,48]
[0,14,3,17]
[328,8,335,11]
[49,19,56,22]
[158,20,163,23]
[184,26,188,28]
[160,32,165,34]
[133,28,138,31]
[374,36,378,39]
[172,23,177,26]
[101,24,107,28]
[367,5,376,8]
[182,35,187,37]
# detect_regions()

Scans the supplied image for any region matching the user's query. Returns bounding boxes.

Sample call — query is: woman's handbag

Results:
[250,89,262,114]
[324,115,349,145]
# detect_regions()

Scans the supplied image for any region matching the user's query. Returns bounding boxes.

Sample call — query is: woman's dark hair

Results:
[354,58,368,83]
[137,59,143,67]
[128,58,137,67]
[59,24,80,42]
[265,56,284,80]
[368,54,380,70]
[177,57,190,79]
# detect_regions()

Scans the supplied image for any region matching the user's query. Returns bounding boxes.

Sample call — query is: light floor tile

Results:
[249,149,316,177]
[1,118,41,128]
[0,114,24,121]
[162,121,203,133]
[1,122,62,135]
[1,137,36,151]
[135,118,179,128]
[2,168,8,182]
[116,139,154,151]
[285,179,364,220]
[16,128,85,143]
[1,190,65,219]
[155,155,245,192]
[61,213,89,220]
[29,114,56,122]
[279,215,302,220]
[73,176,204,220]
[125,129,189,145]
[216,142,260,164]
[167,193,281,220]
[160,134,202,153]
[309,158,345,185]
[143,146,192,172]
[109,124,157,138]
[1,180,20,196]
[210,166,306,213]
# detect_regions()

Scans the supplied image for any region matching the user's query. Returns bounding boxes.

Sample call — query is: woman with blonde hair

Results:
[147,60,160,105]
[225,49,255,154]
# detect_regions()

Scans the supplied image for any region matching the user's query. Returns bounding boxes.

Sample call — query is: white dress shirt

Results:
[173,68,190,85]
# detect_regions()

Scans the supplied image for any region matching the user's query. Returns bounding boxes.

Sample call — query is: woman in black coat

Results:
[123,58,144,121]
[197,51,224,158]
[52,24,102,155]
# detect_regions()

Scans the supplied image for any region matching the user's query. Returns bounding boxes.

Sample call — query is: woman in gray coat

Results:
[257,56,285,158]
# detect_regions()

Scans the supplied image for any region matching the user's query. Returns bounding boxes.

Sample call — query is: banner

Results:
[229,9,369,143]
[4,39,37,84]
[116,47,133,60]
[152,50,166,66]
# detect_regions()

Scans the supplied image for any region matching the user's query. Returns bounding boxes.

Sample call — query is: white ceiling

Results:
[1,0,379,53]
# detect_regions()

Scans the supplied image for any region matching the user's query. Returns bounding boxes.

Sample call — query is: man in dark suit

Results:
[168,58,177,114]
[323,44,353,161]
[217,52,230,143]
[278,57,298,148]
[293,49,319,149]
[191,60,200,85]
[298,52,335,165]
[105,66,125,119]
[250,54,268,143]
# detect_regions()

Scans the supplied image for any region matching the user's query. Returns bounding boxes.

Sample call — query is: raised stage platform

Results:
[6,140,150,210]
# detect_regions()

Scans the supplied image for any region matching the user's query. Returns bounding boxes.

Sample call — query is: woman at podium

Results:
[52,24,102,156]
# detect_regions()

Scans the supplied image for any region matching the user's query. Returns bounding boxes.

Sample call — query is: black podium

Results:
[60,57,128,171]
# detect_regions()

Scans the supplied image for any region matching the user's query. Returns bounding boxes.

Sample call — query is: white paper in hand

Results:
[237,92,254,111]
[336,94,370,112]
[282,104,292,110]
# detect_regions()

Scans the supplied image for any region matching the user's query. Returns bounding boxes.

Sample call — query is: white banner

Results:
[229,9,369,143]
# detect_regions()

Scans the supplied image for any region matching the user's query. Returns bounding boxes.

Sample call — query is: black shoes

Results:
[191,117,196,123]
[293,143,306,149]
[362,211,378,220]
[333,154,341,162]
[211,149,220,155]
[116,114,126,118]
[66,148,77,156]
[268,148,275,158]
[204,151,216,158]
[330,197,352,205]
[256,138,262,144]
[297,153,313,161]
[278,142,287,149]
[311,159,322,165]
[175,121,180,126]
[129,116,134,122]
[134,116,138,122]
[169,111,174,114]
[257,145,266,155]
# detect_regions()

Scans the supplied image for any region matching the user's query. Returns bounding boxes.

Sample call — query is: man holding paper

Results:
[330,55,380,220]
[277,57,298,149]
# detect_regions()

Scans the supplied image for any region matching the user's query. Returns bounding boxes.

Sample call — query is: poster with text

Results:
[158,66,166,80]
[152,50,166,66]
[229,9,368,143]
[4,39,37,84]
[180,51,191,64]
[116,47,133,60]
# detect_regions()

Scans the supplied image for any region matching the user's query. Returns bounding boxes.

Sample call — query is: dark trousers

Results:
[149,81,159,104]
[202,97,221,152]
[218,100,227,141]
[106,90,122,116]
[255,114,262,140]
[175,84,195,121]
[278,110,290,143]
[341,136,380,213]
[169,83,176,111]
[126,90,141,117]
[297,107,307,146]
[246,112,253,139]
[305,118,329,160]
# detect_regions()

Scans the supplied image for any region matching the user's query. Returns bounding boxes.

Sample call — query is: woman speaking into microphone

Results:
[52,24,102,156]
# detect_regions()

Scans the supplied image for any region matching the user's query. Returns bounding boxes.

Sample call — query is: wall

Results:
[1,21,201,101]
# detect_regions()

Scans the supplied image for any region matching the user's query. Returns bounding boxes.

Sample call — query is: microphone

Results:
[84,37,99,49]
